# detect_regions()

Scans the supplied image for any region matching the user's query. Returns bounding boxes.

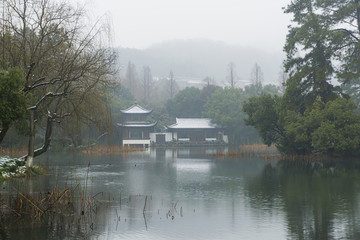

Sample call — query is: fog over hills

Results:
[116,39,285,85]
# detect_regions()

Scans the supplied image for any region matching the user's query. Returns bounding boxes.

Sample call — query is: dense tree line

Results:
[243,0,360,156]
[165,83,280,145]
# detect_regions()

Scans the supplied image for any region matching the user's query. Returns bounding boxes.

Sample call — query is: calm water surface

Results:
[1,147,360,239]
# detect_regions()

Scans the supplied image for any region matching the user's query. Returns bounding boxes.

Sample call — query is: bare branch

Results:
[30,78,62,90]
[332,28,359,41]
[28,92,65,110]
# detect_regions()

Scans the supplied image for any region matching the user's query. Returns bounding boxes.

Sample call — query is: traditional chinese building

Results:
[164,118,227,144]
[117,104,156,147]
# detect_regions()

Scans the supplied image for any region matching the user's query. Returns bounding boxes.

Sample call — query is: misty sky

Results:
[83,0,292,52]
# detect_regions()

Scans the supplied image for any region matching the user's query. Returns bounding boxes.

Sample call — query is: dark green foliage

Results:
[166,87,202,118]
[204,87,260,144]
[244,94,360,155]
[283,0,360,105]
[311,98,360,155]
[0,68,26,124]
[242,0,360,155]
[243,95,284,146]
[0,157,25,177]
[0,68,26,143]
[165,85,221,118]
[244,82,280,98]
[283,0,341,113]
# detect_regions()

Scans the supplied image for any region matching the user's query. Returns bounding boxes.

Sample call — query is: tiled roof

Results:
[167,118,218,129]
[117,122,157,128]
[120,104,152,114]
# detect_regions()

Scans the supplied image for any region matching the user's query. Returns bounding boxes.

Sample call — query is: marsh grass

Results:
[81,145,146,155]
[0,164,98,234]
[212,144,279,159]
[213,144,333,162]
[0,147,27,157]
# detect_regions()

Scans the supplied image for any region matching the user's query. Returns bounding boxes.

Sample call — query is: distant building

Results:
[150,118,228,145]
[117,104,156,148]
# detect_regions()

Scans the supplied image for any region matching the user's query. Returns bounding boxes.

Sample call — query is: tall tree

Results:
[226,62,237,88]
[0,0,115,166]
[142,66,152,102]
[250,63,264,85]
[243,0,360,155]
[278,63,288,94]
[204,87,259,144]
[166,87,202,118]
[167,70,178,99]
[243,94,284,146]
[125,61,137,98]
[203,76,215,86]
[283,0,356,112]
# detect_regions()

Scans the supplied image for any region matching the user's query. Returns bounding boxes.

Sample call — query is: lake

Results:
[1,147,360,239]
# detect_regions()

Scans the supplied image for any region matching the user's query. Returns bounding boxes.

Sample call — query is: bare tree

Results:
[250,63,264,85]
[226,62,237,88]
[125,61,137,98]
[203,76,215,86]
[0,0,116,166]
[278,63,288,93]
[168,70,178,98]
[142,66,152,101]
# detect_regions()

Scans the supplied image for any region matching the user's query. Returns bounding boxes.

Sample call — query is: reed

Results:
[278,153,328,162]
[0,179,99,232]
[81,145,146,155]
[239,144,277,152]
[211,144,279,159]
[0,147,27,157]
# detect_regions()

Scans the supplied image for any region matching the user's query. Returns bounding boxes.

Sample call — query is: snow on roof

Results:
[117,122,157,128]
[167,118,218,129]
[120,104,152,114]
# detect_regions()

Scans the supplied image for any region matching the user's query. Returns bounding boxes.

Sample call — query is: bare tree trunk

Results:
[230,63,234,88]
[0,123,10,144]
[34,115,52,157]
[26,110,35,168]
[356,0,360,34]
[169,71,175,98]
[227,62,236,88]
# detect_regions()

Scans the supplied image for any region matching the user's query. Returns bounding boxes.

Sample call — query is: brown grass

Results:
[81,145,146,155]
[211,144,279,159]
[0,147,27,157]
[0,184,94,220]
[278,153,328,162]
[0,165,98,233]
[239,144,277,152]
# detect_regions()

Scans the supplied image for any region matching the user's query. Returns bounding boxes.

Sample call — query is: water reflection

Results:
[245,160,360,239]
[1,148,360,239]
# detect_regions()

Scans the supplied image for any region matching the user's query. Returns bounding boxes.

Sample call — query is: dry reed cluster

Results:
[0,163,97,234]
[211,144,279,159]
[0,184,97,219]
[81,145,146,155]
[0,147,27,157]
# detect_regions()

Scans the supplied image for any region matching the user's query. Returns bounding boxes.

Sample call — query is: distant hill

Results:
[116,39,285,85]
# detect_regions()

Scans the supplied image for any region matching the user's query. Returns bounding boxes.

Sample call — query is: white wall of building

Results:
[123,139,150,147]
